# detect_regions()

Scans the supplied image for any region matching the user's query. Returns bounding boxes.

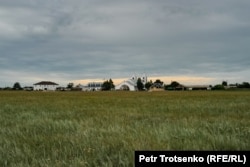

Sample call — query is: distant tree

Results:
[170,81,180,87]
[238,82,250,88]
[109,79,115,89]
[212,84,225,90]
[13,82,22,90]
[222,81,228,86]
[164,81,180,90]
[243,82,250,88]
[154,79,164,85]
[102,79,115,91]
[102,81,110,90]
[67,83,74,89]
[145,80,153,90]
[164,84,171,90]
[137,78,144,91]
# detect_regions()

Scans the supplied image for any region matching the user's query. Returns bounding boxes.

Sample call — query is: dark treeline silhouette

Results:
[0,80,250,91]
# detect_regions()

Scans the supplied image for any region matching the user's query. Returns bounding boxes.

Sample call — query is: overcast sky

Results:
[0,0,249,87]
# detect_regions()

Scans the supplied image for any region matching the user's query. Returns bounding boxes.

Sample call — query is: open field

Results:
[0,91,250,166]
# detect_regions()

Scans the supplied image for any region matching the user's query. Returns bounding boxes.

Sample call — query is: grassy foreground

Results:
[0,91,249,166]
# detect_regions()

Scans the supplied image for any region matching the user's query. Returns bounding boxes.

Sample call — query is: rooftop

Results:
[34,81,59,85]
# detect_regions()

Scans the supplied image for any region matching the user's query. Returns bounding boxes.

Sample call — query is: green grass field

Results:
[0,91,249,166]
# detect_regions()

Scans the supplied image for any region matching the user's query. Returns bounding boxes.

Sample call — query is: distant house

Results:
[149,83,164,92]
[70,84,83,91]
[87,82,103,91]
[174,84,211,90]
[185,85,211,90]
[33,81,59,91]
[225,84,237,89]
[79,82,103,91]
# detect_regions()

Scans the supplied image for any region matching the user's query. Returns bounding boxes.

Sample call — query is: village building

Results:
[115,74,147,91]
[185,85,211,90]
[78,82,103,91]
[33,81,59,91]
[148,82,165,92]
[174,84,211,90]
[225,84,237,89]
[87,82,102,91]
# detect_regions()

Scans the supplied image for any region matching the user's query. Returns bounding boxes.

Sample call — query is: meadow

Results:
[0,91,249,166]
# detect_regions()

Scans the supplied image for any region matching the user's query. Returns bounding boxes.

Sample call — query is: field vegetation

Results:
[0,91,249,166]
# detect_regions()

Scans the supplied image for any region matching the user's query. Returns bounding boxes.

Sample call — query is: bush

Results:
[212,85,225,90]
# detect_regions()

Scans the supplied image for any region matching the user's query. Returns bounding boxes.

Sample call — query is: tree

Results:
[222,81,228,86]
[67,83,74,89]
[154,79,164,85]
[164,81,180,90]
[109,79,115,89]
[102,81,110,90]
[243,82,250,88]
[13,82,22,90]
[137,78,144,91]
[102,79,115,91]
[212,84,225,90]
[238,82,250,88]
[170,81,180,87]
[145,80,153,90]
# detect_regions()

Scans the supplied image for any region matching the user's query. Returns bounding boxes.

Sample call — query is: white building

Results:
[80,82,103,91]
[115,74,147,91]
[174,84,211,90]
[33,81,59,91]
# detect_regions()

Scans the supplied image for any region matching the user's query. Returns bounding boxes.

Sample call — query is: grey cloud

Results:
[0,0,250,86]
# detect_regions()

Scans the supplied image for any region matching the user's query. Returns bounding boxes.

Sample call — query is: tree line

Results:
[137,79,250,91]
[1,80,250,91]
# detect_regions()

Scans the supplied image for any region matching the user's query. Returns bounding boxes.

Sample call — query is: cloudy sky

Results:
[0,0,249,87]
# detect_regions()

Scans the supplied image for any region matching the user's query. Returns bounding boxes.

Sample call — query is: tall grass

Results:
[0,91,249,166]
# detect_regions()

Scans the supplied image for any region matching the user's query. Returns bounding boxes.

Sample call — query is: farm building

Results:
[174,84,211,90]
[33,81,59,91]
[79,82,103,91]
[87,82,102,91]
[115,74,147,91]
[186,85,211,90]
[115,79,137,91]
[149,82,164,92]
